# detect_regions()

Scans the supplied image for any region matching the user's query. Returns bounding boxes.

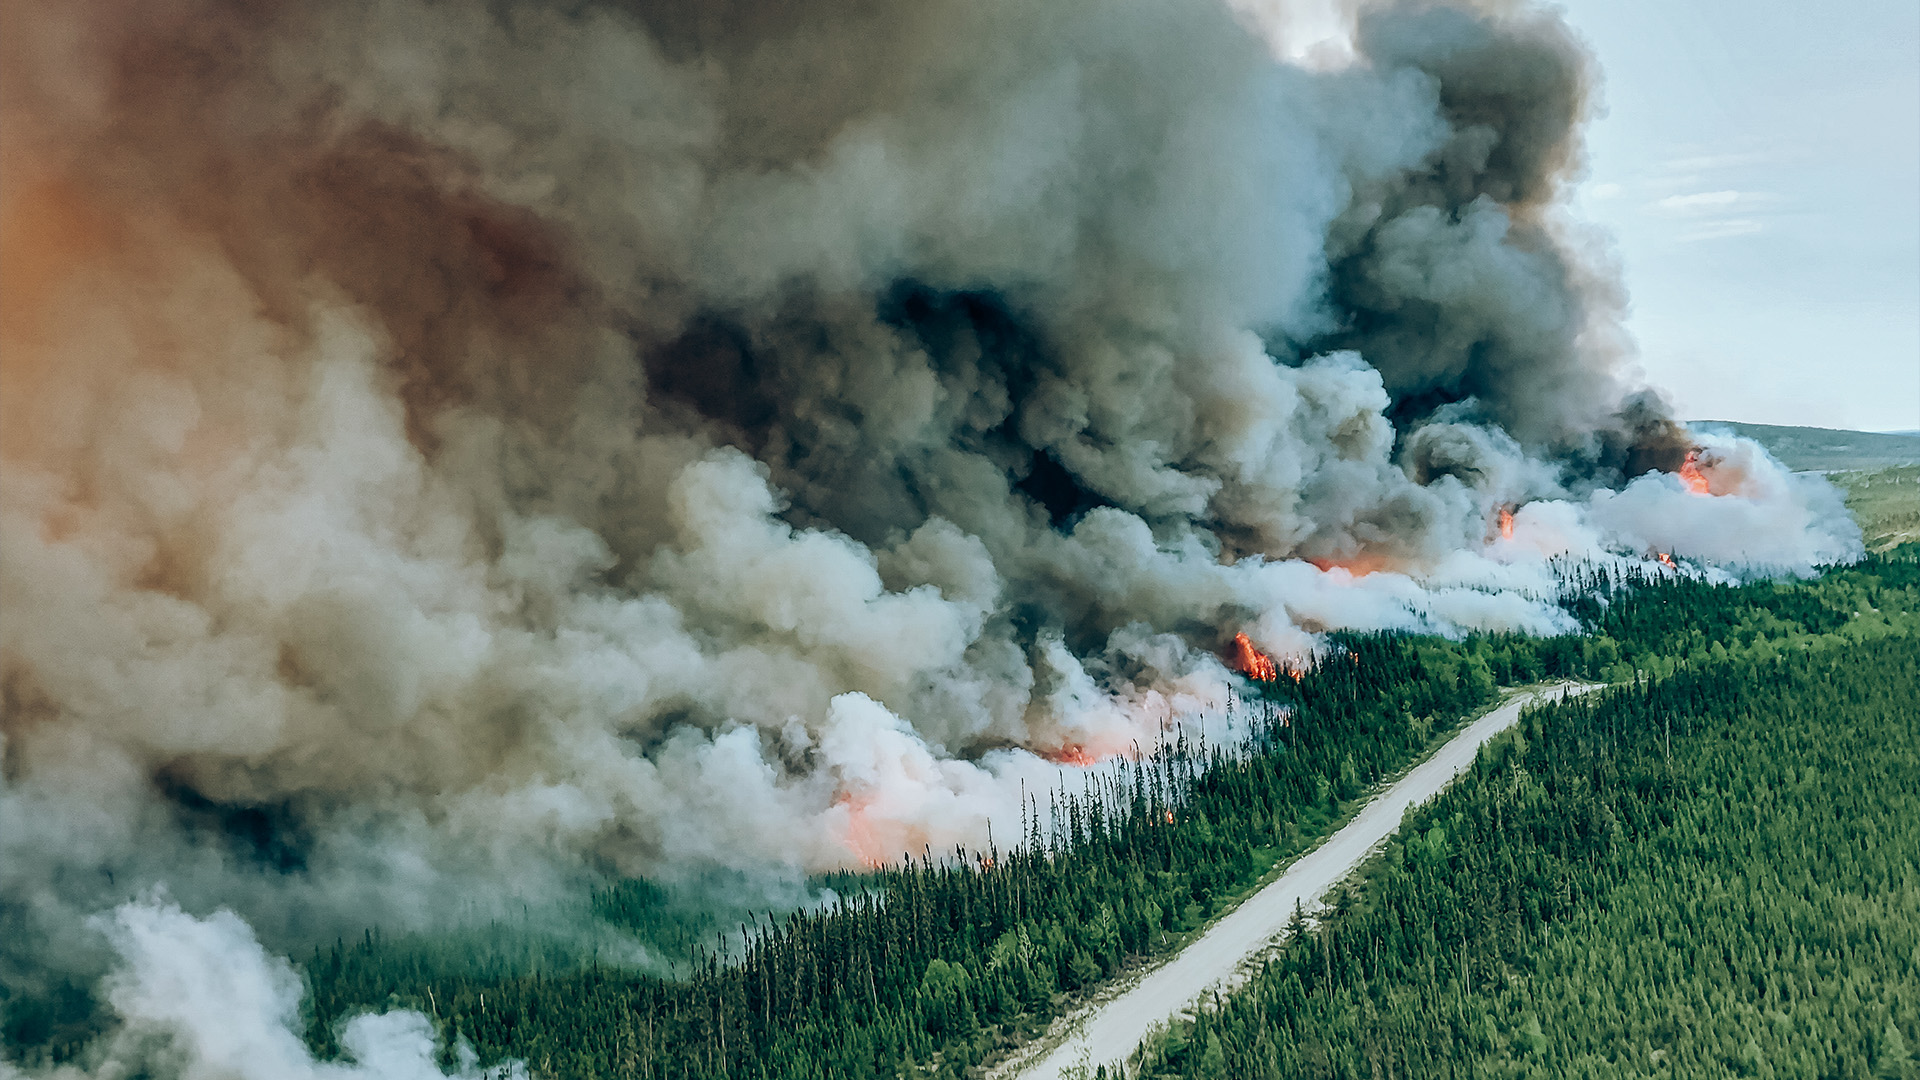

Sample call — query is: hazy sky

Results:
[1556,0,1920,432]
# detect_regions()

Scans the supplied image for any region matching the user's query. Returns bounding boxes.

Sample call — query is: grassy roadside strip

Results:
[979,685,1547,1076]
[1123,628,1920,1079]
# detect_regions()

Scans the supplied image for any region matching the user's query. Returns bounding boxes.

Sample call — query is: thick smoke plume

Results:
[0,898,521,1079]
[0,0,1859,1050]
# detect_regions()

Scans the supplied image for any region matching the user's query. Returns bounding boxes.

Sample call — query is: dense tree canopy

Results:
[6,548,1914,1077]
[1130,588,1920,1078]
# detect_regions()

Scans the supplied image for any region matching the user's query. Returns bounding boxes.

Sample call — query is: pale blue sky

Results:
[1557,0,1920,432]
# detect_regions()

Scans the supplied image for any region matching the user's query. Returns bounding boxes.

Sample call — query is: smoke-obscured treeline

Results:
[307,628,1505,1078]
[2,7,1875,1067]
[7,550,1907,1078]
[2,0,1868,1009]
[1126,573,1920,1078]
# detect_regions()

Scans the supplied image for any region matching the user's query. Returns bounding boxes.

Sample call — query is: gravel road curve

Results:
[997,682,1599,1080]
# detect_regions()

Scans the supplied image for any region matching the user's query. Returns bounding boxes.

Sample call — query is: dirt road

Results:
[998,682,1597,1080]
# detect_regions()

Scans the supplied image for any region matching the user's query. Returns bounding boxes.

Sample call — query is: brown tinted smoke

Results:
[4,0,1692,995]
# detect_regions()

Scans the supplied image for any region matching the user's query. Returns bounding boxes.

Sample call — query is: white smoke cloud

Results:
[0,900,521,1080]
[0,0,1862,1044]
[1581,434,1861,568]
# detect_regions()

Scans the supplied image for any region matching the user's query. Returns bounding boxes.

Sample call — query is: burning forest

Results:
[0,0,1870,1075]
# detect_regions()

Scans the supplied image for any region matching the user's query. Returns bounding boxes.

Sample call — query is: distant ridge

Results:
[1688,420,1920,473]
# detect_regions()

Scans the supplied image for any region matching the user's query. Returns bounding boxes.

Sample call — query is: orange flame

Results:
[1046,745,1098,767]
[1230,631,1278,682]
[834,793,890,869]
[1678,450,1710,496]
[1305,553,1392,577]
[1498,506,1515,540]
[1655,552,1676,569]
[1163,810,1175,824]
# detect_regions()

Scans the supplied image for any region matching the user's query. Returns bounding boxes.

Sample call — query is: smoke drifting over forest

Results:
[0,0,1859,1066]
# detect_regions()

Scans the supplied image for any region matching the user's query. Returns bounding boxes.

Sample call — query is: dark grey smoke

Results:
[0,0,1857,1066]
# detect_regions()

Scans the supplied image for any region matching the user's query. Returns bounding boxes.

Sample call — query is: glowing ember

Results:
[1230,631,1278,682]
[1163,810,1175,824]
[1047,745,1098,767]
[1498,505,1515,540]
[1678,450,1710,495]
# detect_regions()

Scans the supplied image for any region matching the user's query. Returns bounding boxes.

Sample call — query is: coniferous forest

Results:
[5,2,1910,1077]
[1127,613,1920,1078]
[5,549,1916,1078]
[278,547,1920,1079]
[302,626,1509,1079]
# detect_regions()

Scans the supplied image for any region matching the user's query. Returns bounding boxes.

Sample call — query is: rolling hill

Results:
[1691,420,1920,472]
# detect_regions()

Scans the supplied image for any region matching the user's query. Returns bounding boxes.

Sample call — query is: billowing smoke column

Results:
[0,0,1859,1056]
